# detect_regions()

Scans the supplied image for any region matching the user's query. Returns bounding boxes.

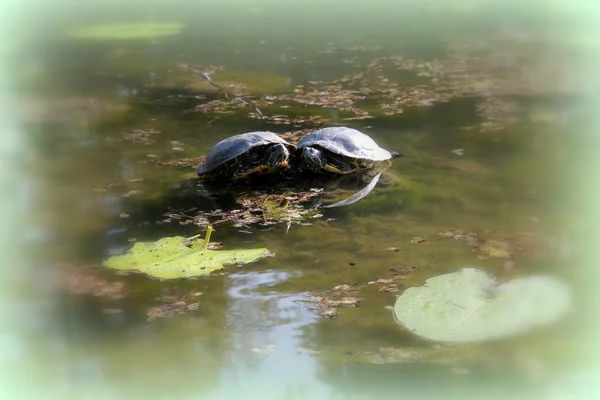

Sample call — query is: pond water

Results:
[2,1,600,399]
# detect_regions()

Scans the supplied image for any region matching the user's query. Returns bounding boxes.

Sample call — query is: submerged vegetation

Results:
[69,22,186,40]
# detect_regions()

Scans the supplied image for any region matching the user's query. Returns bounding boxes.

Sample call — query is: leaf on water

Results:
[103,227,270,279]
[393,268,571,343]
[70,23,185,40]
[480,241,511,258]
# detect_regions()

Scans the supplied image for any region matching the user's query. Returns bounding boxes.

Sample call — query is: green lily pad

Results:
[70,23,185,40]
[393,268,571,343]
[103,227,269,279]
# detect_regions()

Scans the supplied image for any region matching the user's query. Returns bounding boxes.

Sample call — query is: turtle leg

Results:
[229,149,262,180]
[233,147,283,180]
[324,153,358,174]
[322,163,350,174]
[233,164,271,180]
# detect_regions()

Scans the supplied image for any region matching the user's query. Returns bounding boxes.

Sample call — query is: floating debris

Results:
[188,99,237,114]
[320,309,339,319]
[319,296,360,308]
[386,246,402,252]
[55,263,126,300]
[461,97,520,132]
[438,229,480,247]
[372,278,398,293]
[145,156,205,168]
[331,284,361,295]
[248,112,328,127]
[174,35,550,132]
[121,190,142,198]
[347,345,486,366]
[438,228,543,260]
[504,261,516,270]
[481,240,511,258]
[302,290,362,319]
[280,128,321,144]
[389,265,421,278]
[162,188,326,228]
[147,290,203,322]
[121,128,161,145]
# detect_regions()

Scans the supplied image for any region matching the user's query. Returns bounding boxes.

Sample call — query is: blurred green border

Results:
[0,1,598,399]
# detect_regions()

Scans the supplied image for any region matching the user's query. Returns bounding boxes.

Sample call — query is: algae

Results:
[70,23,185,40]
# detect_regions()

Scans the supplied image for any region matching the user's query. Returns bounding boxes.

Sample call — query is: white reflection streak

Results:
[210,271,333,399]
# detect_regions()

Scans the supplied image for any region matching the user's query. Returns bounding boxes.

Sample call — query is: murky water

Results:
[2,1,600,399]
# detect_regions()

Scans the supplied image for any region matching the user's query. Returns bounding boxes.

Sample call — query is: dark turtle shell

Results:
[197,131,293,178]
[297,127,392,161]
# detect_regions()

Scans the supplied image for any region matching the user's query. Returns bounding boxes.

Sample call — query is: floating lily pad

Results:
[70,23,185,40]
[103,227,269,279]
[393,268,571,343]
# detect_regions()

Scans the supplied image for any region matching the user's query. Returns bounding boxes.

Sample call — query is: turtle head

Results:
[264,143,290,170]
[301,147,327,171]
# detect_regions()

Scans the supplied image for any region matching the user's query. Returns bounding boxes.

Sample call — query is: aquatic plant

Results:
[103,227,270,279]
[393,268,571,342]
[70,22,185,40]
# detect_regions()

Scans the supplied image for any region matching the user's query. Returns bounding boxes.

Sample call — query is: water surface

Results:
[3,1,598,399]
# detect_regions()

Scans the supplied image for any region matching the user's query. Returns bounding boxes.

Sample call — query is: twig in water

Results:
[179,63,230,99]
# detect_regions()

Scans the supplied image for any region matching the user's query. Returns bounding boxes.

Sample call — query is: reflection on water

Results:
[218,271,331,399]
[2,0,599,399]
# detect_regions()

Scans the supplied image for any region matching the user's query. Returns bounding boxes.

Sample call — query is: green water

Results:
[2,1,600,399]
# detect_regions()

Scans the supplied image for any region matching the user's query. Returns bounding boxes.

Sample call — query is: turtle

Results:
[296,126,401,175]
[197,131,295,181]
